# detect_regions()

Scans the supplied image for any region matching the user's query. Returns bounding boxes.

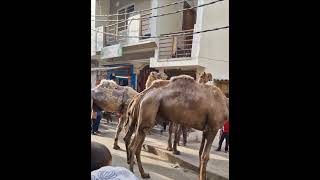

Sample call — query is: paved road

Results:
[92,124,198,180]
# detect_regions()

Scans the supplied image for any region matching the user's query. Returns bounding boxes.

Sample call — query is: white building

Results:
[91,0,229,95]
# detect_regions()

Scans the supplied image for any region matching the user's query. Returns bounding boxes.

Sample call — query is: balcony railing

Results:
[158,29,194,59]
[104,13,151,46]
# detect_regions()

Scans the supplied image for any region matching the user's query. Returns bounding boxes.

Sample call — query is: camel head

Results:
[156,72,168,80]
[198,72,213,84]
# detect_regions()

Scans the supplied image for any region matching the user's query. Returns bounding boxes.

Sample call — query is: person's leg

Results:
[216,132,225,151]
[95,112,102,133]
[225,133,229,152]
[92,119,97,134]
[182,127,187,146]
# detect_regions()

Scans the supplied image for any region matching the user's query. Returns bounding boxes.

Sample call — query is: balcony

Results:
[158,29,194,60]
[104,13,152,46]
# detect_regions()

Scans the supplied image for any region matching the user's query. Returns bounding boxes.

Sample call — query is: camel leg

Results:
[129,128,150,178]
[199,131,207,169]
[167,122,173,151]
[113,115,125,150]
[127,134,136,165]
[135,132,150,178]
[199,129,217,180]
[123,112,136,164]
[173,124,181,155]
[123,127,134,164]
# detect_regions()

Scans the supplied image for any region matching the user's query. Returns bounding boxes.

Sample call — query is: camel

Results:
[123,72,216,160]
[91,79,138,150]
[145,71,168,88]
[91,73,168,150]
[198,71,213,84]
[127,75,229,179]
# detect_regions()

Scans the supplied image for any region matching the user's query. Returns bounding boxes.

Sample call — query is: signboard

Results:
[101,44,123,59]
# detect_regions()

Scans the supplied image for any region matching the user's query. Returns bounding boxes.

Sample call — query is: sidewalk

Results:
[98,119,229,180]
[144,128,229,180]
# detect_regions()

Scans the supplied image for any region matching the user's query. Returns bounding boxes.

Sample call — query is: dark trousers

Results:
[217,132,229,151]
[92,112,102,132]
[179,126,188,145]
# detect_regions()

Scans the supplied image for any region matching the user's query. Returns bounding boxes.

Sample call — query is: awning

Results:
[91,66,129,71]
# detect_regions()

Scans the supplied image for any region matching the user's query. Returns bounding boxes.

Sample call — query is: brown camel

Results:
[123,72,216,160]
[145,71,168,88]
[123,79,171,164]
[128,75,229,179]
[172,72,215,149]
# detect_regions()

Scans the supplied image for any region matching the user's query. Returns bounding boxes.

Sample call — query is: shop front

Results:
[102,64,136,89]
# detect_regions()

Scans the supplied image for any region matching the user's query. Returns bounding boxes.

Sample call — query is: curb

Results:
[143,144,228,180]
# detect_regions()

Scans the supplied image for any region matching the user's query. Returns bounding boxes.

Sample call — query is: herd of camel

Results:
[91,71,229,180]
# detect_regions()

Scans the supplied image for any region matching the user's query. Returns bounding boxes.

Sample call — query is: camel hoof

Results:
[173,150,180,155]
[113,145,120,150]
[141,172,150,179]
[167,147,173,151]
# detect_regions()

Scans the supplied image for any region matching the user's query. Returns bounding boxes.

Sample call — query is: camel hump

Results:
[98,79,118,88]
[170,75,195,82]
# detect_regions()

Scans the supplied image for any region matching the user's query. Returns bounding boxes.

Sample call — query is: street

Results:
[92,118,229,180]
[91,122,198,180]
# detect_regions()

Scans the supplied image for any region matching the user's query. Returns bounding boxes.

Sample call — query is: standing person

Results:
[216,121,229,152]
[109,72,116,81]
[91,109,97,134]
[177,126,188,146]
[92,110,102,135]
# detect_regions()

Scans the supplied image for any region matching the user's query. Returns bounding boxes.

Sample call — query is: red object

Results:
[223,121,229,133]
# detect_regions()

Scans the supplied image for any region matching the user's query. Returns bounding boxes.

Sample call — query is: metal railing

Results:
[158,29,194,59]
[140,13,151,40]
[103,13,152,46]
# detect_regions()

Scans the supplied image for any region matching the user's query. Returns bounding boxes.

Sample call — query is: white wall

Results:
[156,0,183,36]
[91,0,96,56]
[96,0,110,28]
[91,71,97,88]
[195,0,229,80]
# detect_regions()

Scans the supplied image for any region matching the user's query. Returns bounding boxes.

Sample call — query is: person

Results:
[91,141,139,180]
[91,110,97,134]
[109,72,116,81]
[176,126,188,146]
[216,121,229,152]
[92,110,102,135]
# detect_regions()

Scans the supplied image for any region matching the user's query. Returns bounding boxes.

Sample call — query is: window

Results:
[117,5,135,32]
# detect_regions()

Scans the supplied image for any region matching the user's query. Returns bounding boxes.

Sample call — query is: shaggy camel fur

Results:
[91,79,138,150]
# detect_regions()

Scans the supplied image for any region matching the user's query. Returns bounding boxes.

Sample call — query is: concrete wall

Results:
[91,0,96,56]
[91,71,97,88]
[109,0,150,14]
[151,0,183,61]
[96,0,110,27]
[195,0,229,80]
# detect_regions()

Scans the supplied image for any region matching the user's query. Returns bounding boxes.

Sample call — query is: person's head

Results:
[91,141,112,171]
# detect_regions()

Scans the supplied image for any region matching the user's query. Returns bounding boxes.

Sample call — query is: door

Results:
[137,65,158,92]
[181,2,196,57]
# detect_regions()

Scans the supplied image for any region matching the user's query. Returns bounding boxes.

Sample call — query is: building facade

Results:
[91,0,229,94]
